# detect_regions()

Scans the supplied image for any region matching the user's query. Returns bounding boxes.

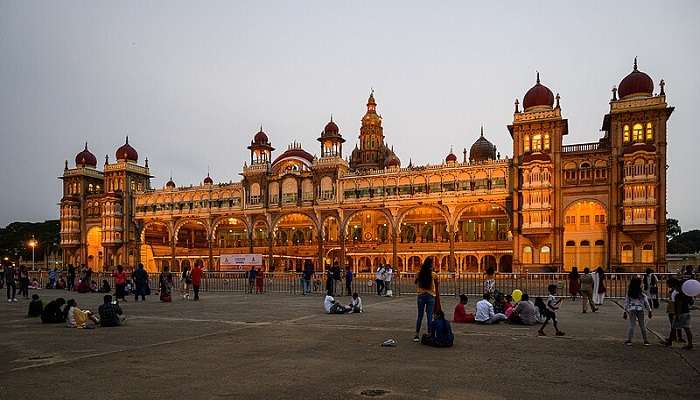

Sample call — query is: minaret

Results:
[350,90,386,170]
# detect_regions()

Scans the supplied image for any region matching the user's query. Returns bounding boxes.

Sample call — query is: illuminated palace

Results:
[59,60,673,274]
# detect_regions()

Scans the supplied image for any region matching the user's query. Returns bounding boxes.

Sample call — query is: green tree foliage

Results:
[668,230,700,254]
[666,218,681,241]
[0,220,60,261]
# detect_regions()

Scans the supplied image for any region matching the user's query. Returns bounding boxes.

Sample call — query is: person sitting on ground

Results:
[349,292,363,313]
[503,294,515,319]
[41,298,66,323]
[65,299,99,329]
[99,279,111,293]
[30,278,41,290]
[453,294,475,323]
[76,277,91,293]
[421,310,454,348]
[534,297,547,323]
[98,295,125,327]
[56,278,66,290]
[475,293,506,324]
[27,294,43,318]
[509,293,538,325]
[324,294,349,314]
[90,280,98,292]
[493,292,506,315]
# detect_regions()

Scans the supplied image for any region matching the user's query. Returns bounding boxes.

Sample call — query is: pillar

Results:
[317,229,324,272]
[392,228,398,270]
[449,230,455,273]
[268,234,274,273]
[208,240,214,271]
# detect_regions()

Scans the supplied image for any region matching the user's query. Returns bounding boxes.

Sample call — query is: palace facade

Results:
[59,60,673,273]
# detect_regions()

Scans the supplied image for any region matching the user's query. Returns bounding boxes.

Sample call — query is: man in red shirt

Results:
[190,260,204,301]
[112,265,128,301]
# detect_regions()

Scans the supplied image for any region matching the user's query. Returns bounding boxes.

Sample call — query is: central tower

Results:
[350,90,400,171]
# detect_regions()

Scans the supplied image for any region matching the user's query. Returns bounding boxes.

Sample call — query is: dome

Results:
[469,129,496,162]
[272,143,315,165]
[323,118,339,136]
[203,174,213,185]
[445,148,457,163]
[75,142,97,167]
[165,178,176,189]
[618,58,653,99]
[253,127,269,144]
[523,73,555,111]
[385,153,401,168]
[116,136,138,162]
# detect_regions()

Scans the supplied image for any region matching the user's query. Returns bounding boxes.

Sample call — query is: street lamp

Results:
[28,236,38,270]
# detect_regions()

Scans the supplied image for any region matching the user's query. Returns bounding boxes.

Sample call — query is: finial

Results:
[497,151,501,160]
[612,86,618,101]
[207,165,210,176]
[145,157,149,168]
[105,155,109,165]
[371,87,374,95]
[536,71,540,84]
[259,124,263,132]
[170,170,173,180]
[555,93,560,108]
[514,98,520,113]
[633,56,638,71]
[64,160,68,170]
[480,125,484,137]
[84,141,88,150]
[330,113,333,123]
[659,79,665,95]
[125,135,129,145]
[463,148,467,163]
[450,145,454,154]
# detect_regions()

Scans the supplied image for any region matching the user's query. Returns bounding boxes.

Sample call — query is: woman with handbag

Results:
[414,258,439,342]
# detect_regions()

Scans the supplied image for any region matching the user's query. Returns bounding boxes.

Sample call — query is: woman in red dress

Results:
[568,267,580,300]
[255,268,265,294]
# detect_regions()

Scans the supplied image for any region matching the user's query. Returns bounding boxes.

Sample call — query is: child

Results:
[30,278,41,290]
[453,294,475,323]
[503,294,515,319]
[534,297,547,323]
[349,292,363,313]
[664,278,685,344]
[27,294,43,317]
[538,284,565,336]
[421,310,454,347]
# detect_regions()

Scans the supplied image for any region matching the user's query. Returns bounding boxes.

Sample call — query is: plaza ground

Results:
[0,290,698,400]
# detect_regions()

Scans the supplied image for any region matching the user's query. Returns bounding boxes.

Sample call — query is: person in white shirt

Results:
[383,265,393,296]
[475,293,506,324]
[349,292,363,313]
[324,295,348,314]
[375,265,385,296]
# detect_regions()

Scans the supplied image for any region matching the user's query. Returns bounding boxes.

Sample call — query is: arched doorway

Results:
[462,255,479,273]
[481,255,497,272]
[407,256,422,272]
[214,217,248,248]
[399,206,449,243]
[86,226,102,271]
[141,222,170,273]
[563,200,607,271]
[345,210,391,244]
[455,203,509,242]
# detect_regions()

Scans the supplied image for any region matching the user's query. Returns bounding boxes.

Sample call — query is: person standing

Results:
[247,266,257,294]
[48,267,58,289]
[643,268,659,309]
[375,264,386,296]
[191,260,204,301]
[592,267,606,305]
[663,278,693,350]
[414,258,438,342]
[255,268,265,294]
[181,265,192,300]
[331,263,341,296]
[623,277,652,346]
[345,267,353,297]
[4,264,17,302]
[132,263,149,302]
[67,264,76,291]
[159,266,173,302]
[18,265,30,299]
[483,266,496,297]
[302,260,314,295]
[579,268,597,313]
[538,284,565,337]
[113,265,128,302]
[568,267,580,300]
[383,264,394,297]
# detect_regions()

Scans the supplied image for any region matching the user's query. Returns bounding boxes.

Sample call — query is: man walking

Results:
[4,264,17,302]
[375,264,385,296]
[247,266,257,294]
[580,267,598,313]
[191,260,204,301]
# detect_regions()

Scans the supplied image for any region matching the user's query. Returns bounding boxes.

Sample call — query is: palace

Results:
[59,60,673,274]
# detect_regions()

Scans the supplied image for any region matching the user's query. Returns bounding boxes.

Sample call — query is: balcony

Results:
[562,142,606,153]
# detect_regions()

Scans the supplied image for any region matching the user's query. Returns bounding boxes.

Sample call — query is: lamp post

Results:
[29,236,37,271]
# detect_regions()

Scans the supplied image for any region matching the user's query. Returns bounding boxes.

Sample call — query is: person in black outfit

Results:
[67,264,76,291]
[330,263,341,296]
[4,264,17,302]
[19,265,30,299]
[27,294,43,317]
[41,298,66,323]
[132,263,149,301]
[98,295,125,327]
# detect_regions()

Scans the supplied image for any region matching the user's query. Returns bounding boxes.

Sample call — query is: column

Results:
[392,229,398,270]
[339,230,346,270]
[317,230,324,272]
[268,235,273,272]
[449,229,455,272]
[208,240,214,271]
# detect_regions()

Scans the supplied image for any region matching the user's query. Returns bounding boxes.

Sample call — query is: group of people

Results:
[2,264,32,301]
[323,292,363,314]
[567,266,607,310]
[374,264,394,297]
[245,266,266,294]
[26,293,125,328]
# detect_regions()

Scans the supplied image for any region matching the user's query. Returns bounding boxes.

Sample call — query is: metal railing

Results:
[26,271,679,300]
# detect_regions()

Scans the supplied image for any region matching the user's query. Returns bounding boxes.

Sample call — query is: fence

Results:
[27,271,678,300]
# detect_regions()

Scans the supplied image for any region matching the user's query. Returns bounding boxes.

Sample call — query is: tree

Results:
[668,230,700,254]
[666,218,681,242]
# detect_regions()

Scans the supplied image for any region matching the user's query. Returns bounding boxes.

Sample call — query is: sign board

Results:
[219,254,263,270]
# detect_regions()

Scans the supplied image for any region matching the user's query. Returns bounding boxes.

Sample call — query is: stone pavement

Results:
[0,290,698,400]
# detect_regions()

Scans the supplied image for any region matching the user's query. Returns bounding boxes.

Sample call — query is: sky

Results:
[1,1,699,230]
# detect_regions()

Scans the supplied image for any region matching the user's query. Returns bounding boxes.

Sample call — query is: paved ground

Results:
[0,290,698,400]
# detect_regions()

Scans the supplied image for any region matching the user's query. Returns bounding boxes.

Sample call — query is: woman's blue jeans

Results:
[416,293,435,334]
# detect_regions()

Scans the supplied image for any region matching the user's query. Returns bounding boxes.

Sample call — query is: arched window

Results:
[642,244,654,263]
[623,125,630,143]
[522,246,533,264]
[566,240,576,246]
[632,123,644,142]
[543,134,550,150]
[580,240,590,246]
[621,244,633,264]
[540,245,551,264]
[595,239,605,246]
[645,122,653,141]
[524,134,530,152]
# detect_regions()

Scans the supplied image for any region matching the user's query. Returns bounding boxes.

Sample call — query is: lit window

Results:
[642,244,654,263]
[544,134,550,150]
[522,246,533,264]
[632,123,644,142]
[646,122,653,141]
[623,125,630,143]
[540,246,551,264]
[532,134,542,151]
[524,134,530,152]
[621,244,633,264]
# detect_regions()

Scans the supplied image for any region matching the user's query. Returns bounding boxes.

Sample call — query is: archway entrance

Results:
[141,222,170,272]
[563,200,607,271]
[86,226,102,271]
[400,207,449,243]
[345,210,391,244]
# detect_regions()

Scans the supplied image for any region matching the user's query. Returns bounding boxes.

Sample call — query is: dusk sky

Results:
[1,1,698,229]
